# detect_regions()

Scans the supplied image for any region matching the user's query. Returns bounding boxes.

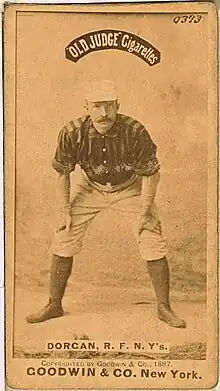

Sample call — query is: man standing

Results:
[27,80,186,328]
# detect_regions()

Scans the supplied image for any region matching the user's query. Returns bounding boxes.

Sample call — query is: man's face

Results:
[86,100,119,134]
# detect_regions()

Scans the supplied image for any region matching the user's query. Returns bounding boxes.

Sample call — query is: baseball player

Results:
[27,80,186,328]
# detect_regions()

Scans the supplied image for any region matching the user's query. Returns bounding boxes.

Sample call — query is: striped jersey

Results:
[52,113,160,185]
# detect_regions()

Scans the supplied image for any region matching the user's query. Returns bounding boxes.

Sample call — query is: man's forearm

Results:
[141,171,160,215]
[57,174,71,211]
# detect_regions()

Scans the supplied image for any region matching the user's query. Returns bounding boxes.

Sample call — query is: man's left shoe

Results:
[158,304,186,328]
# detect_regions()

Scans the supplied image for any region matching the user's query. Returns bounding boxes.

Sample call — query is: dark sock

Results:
[49,254,73,306]
[147,256,170,306]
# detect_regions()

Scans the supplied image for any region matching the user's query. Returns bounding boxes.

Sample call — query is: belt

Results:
[82,171,139,193]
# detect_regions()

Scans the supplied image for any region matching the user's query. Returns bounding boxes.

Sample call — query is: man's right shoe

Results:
[26,303,64,323]
[26,255,73,324]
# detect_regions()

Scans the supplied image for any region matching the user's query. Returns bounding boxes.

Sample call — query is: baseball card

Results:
[4,2,218,389]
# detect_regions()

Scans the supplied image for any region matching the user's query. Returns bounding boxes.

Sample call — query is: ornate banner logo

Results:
[65,29,161,66]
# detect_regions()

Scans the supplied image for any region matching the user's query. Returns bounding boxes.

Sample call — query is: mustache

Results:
[97,117,112,123]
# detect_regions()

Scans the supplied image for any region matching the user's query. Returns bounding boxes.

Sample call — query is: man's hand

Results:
[55,205,72,233]
[139,172,161,236]
[138,213,162,236]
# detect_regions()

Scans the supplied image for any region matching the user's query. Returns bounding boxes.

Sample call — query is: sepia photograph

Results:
[4,2,218,389]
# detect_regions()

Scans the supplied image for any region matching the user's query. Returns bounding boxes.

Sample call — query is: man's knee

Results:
[138,231,168,261]
[50,238,83,257]
[50,227,85,257]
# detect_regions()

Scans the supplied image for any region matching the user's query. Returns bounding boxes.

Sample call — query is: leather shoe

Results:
[158,304,186,328]
[26,303,64,323]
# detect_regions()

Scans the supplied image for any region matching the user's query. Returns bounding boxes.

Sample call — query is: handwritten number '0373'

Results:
[173,15,203,24]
